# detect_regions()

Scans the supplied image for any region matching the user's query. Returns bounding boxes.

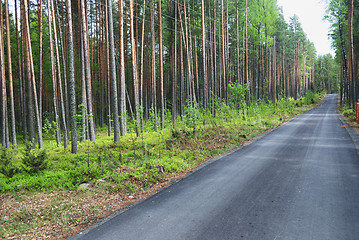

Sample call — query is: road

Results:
[73,94,359,240]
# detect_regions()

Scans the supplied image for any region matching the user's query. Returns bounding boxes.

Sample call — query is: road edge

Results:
[67,104,320,240]
[338,112,359,155]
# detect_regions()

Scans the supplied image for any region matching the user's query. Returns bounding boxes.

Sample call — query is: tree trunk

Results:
[150,1,158,131]
[51,0,68,148]
[66,0,78,153]
[38,0,43,131]
[158,0,165,128]
[5,0,16,147]
[21,2,35,144]
[348,0,355,107]
[23,0,43,148]
[0,0,8,147]
[80,0,95,141]
[245,0,249,98]
[129,0,141,136]
[48,0,61,147]
[201,0,208,109]
[119,0,127,136]
[140,0,147,130]
[172,4,177,127]
[108,0,120,142]
[55,1,70,131]
[15,0,27,142]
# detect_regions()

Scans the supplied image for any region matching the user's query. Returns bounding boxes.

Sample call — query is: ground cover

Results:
[0,91,324,239]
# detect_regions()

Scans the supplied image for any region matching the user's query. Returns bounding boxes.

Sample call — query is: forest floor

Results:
[0,99,324,240]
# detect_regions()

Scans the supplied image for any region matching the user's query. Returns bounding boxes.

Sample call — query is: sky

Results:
[277,0,335,56]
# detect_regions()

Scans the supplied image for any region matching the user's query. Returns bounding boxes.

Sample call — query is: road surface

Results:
[73,94,359,240]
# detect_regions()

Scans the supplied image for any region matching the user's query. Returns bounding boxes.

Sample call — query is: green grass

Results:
[0,91,326,240]
[0,91,324,194]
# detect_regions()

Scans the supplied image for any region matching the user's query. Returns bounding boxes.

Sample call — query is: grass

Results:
[0,91,325,239]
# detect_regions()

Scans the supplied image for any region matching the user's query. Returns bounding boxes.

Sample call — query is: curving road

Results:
[73,94,359,240]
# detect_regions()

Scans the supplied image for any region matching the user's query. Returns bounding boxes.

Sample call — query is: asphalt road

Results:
[73,94,359,240]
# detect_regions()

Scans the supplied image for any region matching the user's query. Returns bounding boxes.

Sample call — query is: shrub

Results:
[0,148,19,178]
[184,100,201,129]
[228,82,248,110]
[22,142,48,174]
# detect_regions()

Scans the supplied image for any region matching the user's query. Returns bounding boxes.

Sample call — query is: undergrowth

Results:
[0,90,324,193]
[0,90,325,239]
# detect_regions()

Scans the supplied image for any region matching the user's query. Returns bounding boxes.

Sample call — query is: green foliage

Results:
[42,118,58,137]
[184,100,201,129]
[228,82,248,110]
[341,104,356,122]
[0,148,19,178]
[22,142,48,174]
[0,93,322,193]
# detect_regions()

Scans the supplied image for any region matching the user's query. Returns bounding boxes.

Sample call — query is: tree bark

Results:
[108,0,120,142]
[51,0,68,148]
[119,0,127,136]
[129,0,141,136]
[5,0,16,147]
[48,0,61,147]
[66,0,78,153]
[23,0,43,148]
[80,0,96,141]
[158,0,165,129]
[348,0,355,106]
[150,1,158,131]
[201,0,208,109]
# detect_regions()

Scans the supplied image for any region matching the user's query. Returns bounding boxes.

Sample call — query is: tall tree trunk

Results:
[55,1,70,130]
[150,1,158,131]
[23,0,43,148]
[172,4,177,127]
[105,0,111,137]
[158,0,165,129]
[51,0,68,148]
[129,0,141,136]
[80,30,88,142]
[179,20,184,118]
[140,0,147,130]
[48,0,61,147]
[38,0,43,130]
[119,0,127,136]
[201,0,208,109]
[348,0,355,107]
[15,0,27,142]
[236,5,240,84]
[21,1,35,144]
[5,0,16,147]
[108,0,120,142]
[245,0,249,98]
[273,36,276,105]
[80,0,96,141]
[221,0,226,100]
[66,0,78,153]
[0,0,8,147]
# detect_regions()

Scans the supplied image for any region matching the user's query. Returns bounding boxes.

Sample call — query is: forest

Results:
[326,0,358,109]
[0,0,344,153]
[2,0,358,238]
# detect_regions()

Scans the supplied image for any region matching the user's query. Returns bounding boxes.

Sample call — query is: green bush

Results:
[184,100,201,129]
[228,82,248,110]
[22,142,48,174]
[0,148,19,178]
[341,104,356,121]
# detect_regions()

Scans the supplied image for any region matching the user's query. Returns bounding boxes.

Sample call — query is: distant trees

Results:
[326,0,358,107]
[0,0,339,150]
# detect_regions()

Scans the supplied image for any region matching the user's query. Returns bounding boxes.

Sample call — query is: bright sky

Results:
[277,0,335,56]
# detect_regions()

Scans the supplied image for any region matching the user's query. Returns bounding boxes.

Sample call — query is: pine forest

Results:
[0,0,352,151]
[1,0,359,238]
